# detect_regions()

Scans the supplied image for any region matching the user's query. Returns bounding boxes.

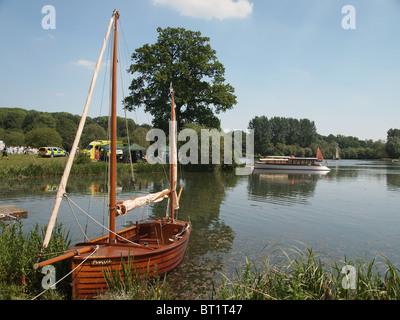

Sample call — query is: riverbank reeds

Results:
[99,258,179,300]
[0,222,71,299]
[1,223,399,300]
[211,247,400,300]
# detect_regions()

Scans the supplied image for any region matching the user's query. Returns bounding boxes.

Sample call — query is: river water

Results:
[1,159,399,298]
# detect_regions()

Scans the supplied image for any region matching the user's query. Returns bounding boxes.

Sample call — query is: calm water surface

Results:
[1,160,399,298]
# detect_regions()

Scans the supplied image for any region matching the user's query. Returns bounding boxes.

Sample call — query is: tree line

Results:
[0,107,151,151]
[248,115,399,159]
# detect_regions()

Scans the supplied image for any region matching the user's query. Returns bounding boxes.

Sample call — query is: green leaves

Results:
[126,27,237,132]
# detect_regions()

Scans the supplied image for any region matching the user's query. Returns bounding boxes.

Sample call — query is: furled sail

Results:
[116,189,170,216]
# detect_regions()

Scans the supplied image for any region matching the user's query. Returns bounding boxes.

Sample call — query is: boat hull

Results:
[253,162,330,172]
[70,219,190,299]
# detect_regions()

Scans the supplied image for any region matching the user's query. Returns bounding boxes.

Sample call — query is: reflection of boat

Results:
[35,10,190,299]
[254,148,330,172]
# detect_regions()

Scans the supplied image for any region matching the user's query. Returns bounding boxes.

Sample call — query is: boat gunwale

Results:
[71,220,191,260]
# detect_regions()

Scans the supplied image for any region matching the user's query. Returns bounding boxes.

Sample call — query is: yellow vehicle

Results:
[82,140,125,160]
[38,147,68,158]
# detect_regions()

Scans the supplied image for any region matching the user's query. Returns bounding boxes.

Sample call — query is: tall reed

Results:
[0,222,71,299]
[100,256,179,300]
[212,247,400,300]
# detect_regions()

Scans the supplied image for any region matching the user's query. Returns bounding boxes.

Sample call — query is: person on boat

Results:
[1,146,9,160]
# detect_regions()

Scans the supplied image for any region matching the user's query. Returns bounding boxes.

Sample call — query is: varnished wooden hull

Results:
[69,219,190,299]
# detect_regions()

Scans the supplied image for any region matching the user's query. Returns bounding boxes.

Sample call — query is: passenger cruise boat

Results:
[254,148,330,172]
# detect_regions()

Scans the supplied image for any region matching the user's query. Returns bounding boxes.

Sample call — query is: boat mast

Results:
[170,85,177,221]
[109,9,119,243]
[40,12,116,250]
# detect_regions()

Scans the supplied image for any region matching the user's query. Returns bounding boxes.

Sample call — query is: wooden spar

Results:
[33,246,94,270]
[41,14,115,250]
[109,10,119,243]
[170,86,177,221]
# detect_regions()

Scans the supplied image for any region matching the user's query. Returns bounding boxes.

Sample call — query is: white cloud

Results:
[71,59,96,69]
[32,33,55,41]
[70,59,112,70]
[153,0,253,20]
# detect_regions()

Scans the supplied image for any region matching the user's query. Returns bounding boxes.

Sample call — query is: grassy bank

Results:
[1,223,399,300]
[211,248,400,300]
[0,154,166,179]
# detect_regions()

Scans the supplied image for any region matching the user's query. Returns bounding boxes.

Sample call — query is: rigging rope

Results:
[65,196,90,242]
[118,37,135,183]
[63,194,142,247]
[31,245,100,300]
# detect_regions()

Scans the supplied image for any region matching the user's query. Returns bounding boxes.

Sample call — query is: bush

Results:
[0,222,71,299]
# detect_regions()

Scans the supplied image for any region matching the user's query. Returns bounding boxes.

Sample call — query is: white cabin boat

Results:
[254,155,330,172]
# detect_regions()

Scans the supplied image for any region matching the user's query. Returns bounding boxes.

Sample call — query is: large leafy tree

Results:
[248,116,271,155]
[25,127,62,148]
[125,27,237,132]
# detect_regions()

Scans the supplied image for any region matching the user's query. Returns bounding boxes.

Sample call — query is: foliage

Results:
[249,116,317,156]
[386,128,400,159]
[80,123,108,148]
[0,222,71,299]
[211,247,400,300]
[0,154,165,179]
[248,116,272,155]
[0,107,150,152]
[248,114,395,159]
[101,257,178,300]
[125,27,237,132]
[24,127,63,148]
[177,123,241,172]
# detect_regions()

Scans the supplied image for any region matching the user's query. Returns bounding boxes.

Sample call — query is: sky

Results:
[0,0,399,141]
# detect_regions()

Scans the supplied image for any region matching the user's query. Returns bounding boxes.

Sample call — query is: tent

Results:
[128,143,147,152]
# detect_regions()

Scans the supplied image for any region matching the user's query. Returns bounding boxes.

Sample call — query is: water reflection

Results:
[167,172,238,298]
[249,170,328,205]
[0,160,399,298]
[327,160,400,192]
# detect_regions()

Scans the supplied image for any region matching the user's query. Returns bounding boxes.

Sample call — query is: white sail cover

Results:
[116,189,170,216]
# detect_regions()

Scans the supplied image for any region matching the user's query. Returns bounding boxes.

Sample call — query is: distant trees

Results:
[0,107,149,151]
[248,115,396,160]
[1,106,399,160]
[386,128,400,159]
[249,116,317,155]
[25,127,62,148]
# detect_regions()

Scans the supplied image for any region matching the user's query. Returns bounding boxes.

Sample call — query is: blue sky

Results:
[0,0,399,141]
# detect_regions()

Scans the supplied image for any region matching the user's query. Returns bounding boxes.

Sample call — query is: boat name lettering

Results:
[91,259,112,265]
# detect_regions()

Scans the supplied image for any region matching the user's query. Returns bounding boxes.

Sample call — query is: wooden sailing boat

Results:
[35,10,191,299]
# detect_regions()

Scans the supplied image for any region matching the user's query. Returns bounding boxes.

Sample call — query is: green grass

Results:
[0,154,166,179]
